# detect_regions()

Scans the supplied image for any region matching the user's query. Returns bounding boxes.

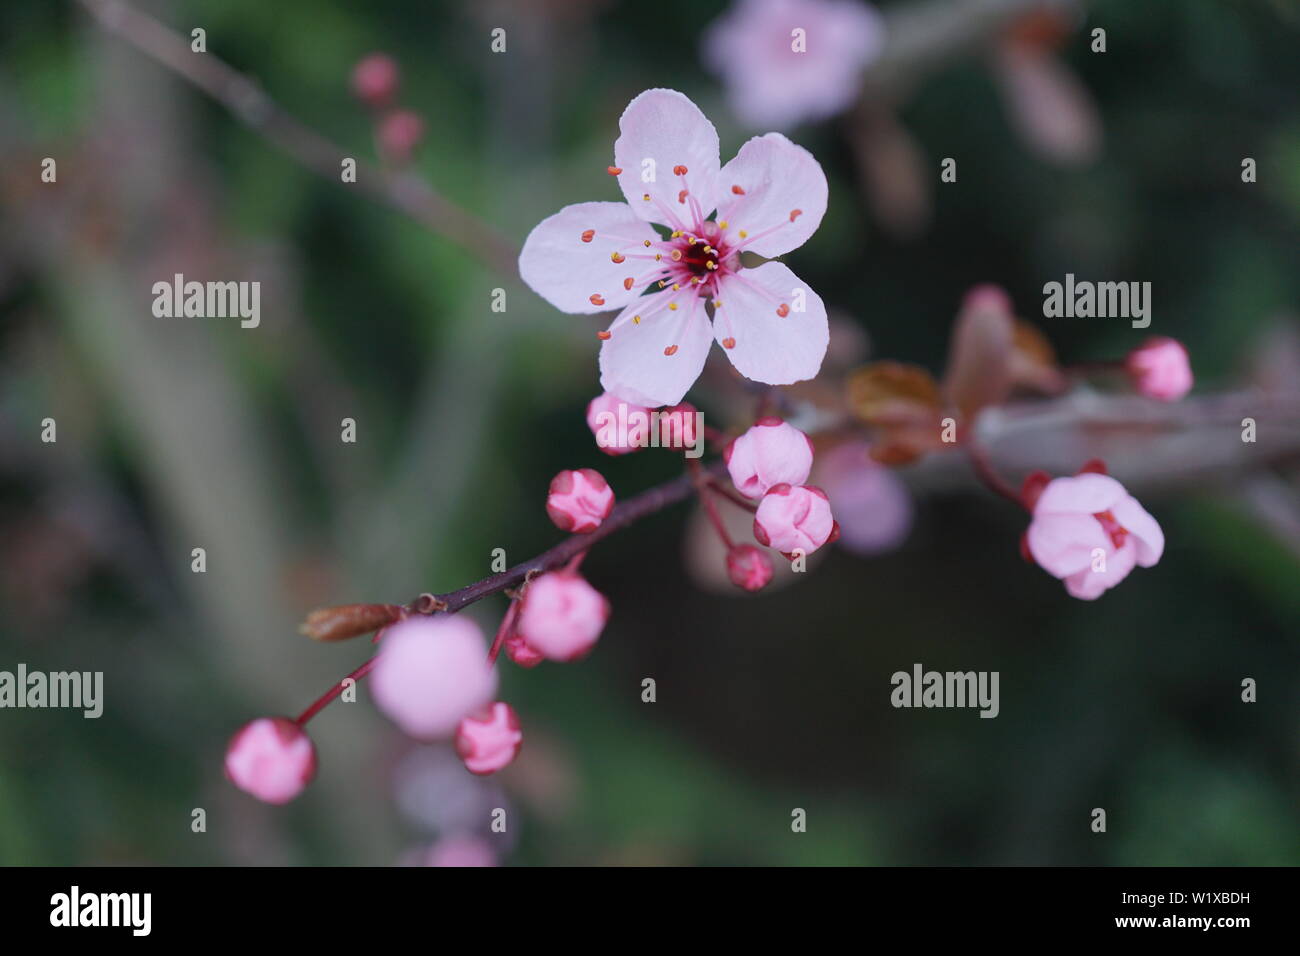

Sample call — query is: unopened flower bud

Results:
[586,391,652,455]
[370,615,497,739]
[517,571,609,661]
[725,417,815,499]
[504,633,545,668]
[351,53,399,109]
[753,483,836,557]
[224,716,317,805]
[657,402,700,450]
[1126,337,1192,402]
[377,109,425,163]
[455,701,523,775]
[726,545,774,592]
[546,468,614,533]
[299,603,403,641]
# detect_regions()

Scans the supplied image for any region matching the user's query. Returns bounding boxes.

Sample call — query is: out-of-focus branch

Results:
[75,0,519,278]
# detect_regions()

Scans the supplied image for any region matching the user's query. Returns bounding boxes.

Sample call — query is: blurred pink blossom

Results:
[424,835,497,868]
[546,468,614,533]
[456,702,523,775]
[813,441,911,555]
[1126,337,1193,402]
[351,53,399,109]
[703,0,884,129]
[516,571,609,661]
[726,544,775,591]
[224,717,316,805]
[371,615,498,738]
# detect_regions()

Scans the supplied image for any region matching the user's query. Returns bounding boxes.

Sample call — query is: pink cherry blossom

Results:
[504,633,545,668]
[546,468,615,533]
[725,416,815,499]
[350,53,399,108]
[519,88,830,408]
[455,701,523,775]
[753,483,837,556]
[813,440,912,555]
[224,716,317,805]
[1126,337,1193,402]
[587,391,652,455]
[517,571,609,662]
[370,615,498,738]
[1025,473,1164,600]
[702,0,884,130]
[726,544,775,591]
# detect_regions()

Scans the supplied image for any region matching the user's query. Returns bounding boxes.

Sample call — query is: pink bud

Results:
[370,615,497,739]
[657,402,700,450]
[517,571,609,662]
[504,633,545,668]
[586,391,652,455]
[424,835,496,867]
[753,484,836,557]
[726,545,774,592]
[455,701,523,775]
[546,468,614,533]
[1126,337,1192,402]
[377,109,425,163]
[725,417,815,499]
[224,716,317,805]
[351,53,399,109]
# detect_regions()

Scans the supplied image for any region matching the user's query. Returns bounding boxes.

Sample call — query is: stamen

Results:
[664,345,679,356]
[722,337,736,349]
[643,239,652,247]
[776,304,790,317]
[731,185,745,195]
[607,166,622,175]
[673,165,689,176]
[678,189,689,204]
[718,220,729,229]
[581,229,595,243]
[597,330,611,340]
[739,230,748,238]
[590,294,606,306]
[610,252,625,263]
[789,209,803,222]
[623,277,635,290]
[671,250,683,261]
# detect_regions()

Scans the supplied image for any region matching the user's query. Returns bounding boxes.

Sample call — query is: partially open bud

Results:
[351,53,399,109]
[546,468,615,533]
[1126,337,1192,402]
[726,545,774,592]
[455,702,523,775]
[753,484,837,557]
[300,603,403,642]
[517,571,609,662]
[225,717,317,805]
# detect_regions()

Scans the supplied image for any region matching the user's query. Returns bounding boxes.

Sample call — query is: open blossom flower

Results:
[519,88,830,408]
[456,702,523,775]
[703,0,885,130]
[546,468,615,533]
[725,416,815,499]
[1025,473,1164,600]
[224,717,317,805]
[517,571,609,662]
[370,615,498,738]
[753,483,837,556]
[1126,337,1192,402]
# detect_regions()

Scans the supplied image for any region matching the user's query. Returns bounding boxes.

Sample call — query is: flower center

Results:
[1093,510,1129,551]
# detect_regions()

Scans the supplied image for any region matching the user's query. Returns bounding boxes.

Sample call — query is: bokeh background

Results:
[1,0,1297,865]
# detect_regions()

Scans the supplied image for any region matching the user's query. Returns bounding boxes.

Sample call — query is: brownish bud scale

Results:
[300,603,403,642]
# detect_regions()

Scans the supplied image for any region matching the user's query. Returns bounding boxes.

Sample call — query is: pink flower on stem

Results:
[1126,337,1193,402]
[1024,472,1164,600]
[224,716,317,805]
[504,633,545,668]
[516,571,610,662]
[753,483,837,557]
[726,544,775,591]
[587,391,652,455]
[725,416,815,499]
[377,109,425,163]
[519,88,830,408]
[455,702,523,775]
[546,468,615,533]
[351,53,399,109]
[657,402,701,450]
[370,615,498,738]
[702,0,885,130]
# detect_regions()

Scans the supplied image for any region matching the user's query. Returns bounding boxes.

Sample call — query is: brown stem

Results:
[76,0,520,277]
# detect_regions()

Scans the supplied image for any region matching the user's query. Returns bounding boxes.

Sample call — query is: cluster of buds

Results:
[721,417,838,592]
[350,53,425,164]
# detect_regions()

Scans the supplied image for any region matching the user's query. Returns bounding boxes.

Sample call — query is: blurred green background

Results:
[0,0,1297,865]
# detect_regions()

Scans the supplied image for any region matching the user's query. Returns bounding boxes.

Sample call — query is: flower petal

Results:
[716,133,828,256]
[1111,494,1165,567]
[1034,474,1126,515]
[599,292,713,407]
[1064,543,1137,600]
[613,89,722,227]
[519,201,662,314]
[714,261,828,386]
[1026,512,1109,578]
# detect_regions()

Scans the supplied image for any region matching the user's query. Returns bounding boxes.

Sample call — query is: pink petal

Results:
[717,133,828,257]
[714,262,828,386]
[1111,494,1165,567]
[1034,474,1126,515]
[613,89,722,226]
[1064,542,1138,600]
[598,294,713,407]
[1026,512,1109,578]
[519,201,661,314]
